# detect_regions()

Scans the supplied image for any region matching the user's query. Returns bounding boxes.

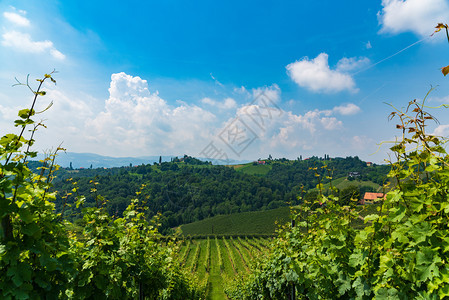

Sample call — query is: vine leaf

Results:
[442,65,449,76]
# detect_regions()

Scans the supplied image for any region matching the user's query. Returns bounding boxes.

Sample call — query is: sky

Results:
[1,0,449,164]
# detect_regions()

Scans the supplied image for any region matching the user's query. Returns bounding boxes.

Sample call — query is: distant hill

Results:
[49,155,389,233]
[35,152,250,168]
[36,152,174,169]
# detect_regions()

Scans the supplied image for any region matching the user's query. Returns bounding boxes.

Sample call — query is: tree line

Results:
[48,156,389,233]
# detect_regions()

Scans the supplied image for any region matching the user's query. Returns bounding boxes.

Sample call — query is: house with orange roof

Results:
[360,192,385,205]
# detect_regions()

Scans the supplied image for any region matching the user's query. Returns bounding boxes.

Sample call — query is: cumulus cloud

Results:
[201,97,237,110]
[332,103,361,115]
[336,57,370,72]
[236,104,342,138]
[432,124,449,137]
[1,31,65,60]
[85,72,216,156]
[260,109,344,155]
[3,11,30,27]
[286,53,361,93]
[378,0,449,38]
[252,84,281,103]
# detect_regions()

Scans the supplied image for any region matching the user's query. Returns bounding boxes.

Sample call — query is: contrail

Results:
[352,36,431,76]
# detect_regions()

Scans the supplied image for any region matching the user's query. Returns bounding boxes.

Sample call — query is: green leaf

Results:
[349,251,365,267]
[376,287,399,299]
[439,284,449,298]
[7,266,23,287]
[338,278,351,295]
[364,214,379,222]
[390,205,406,222]
[21,222,40,237]
[14,119,34,127]
[18,108,34,119]
[18,208,34,223]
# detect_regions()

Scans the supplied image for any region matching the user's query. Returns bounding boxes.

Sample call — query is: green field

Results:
[320,177,382,191]
[178,237,271,299]
[233,163,272,175]
[180,206,291,236]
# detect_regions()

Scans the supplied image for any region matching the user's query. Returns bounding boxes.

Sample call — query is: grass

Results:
[207,239,226,299]
[320,176,382,192]
[180,206,291,236]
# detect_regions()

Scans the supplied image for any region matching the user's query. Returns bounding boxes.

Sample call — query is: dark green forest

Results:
[40,155,389,233]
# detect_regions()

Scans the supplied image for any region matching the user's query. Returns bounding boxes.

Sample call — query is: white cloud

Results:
[85,72,216,156]
[233,86,249,95]
[237,105,342,137]
[224,98,237,109]
[0,103,21,121]
[332,103,361,115]
[252,84,281,103]
[336,57,370,72]
[260,109,344,155]
[378,0,449,38]
[350,135,376,151]
[201,97,237,110]
[3,12,30,27]
[429,95,449,103]
[432,124,449,137]
[201,97,215,106]
[1,31,65,60]
[366,41,372,49]
[286,53,359,93]
[50,49,66,60]
[321,117,342,130]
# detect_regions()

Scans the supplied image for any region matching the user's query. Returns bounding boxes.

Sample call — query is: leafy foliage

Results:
[0,72,73,299]
[228,94,449,299]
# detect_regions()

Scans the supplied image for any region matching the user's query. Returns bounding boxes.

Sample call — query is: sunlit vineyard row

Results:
[177,237,272,299]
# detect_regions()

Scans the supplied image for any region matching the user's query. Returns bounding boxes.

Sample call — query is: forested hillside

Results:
[47,155,389,233]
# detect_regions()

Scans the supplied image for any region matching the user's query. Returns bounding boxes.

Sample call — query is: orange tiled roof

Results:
[363,192,385,200]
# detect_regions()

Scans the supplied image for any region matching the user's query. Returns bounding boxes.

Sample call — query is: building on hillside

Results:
[366,162,373,167]
[348,171,360,178]
[360,192,385,205]
[257,160,266,165]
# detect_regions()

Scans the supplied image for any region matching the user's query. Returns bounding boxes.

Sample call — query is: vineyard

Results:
[177,237,272,299]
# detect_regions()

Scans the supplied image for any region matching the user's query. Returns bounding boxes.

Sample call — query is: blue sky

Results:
[1,0,449,164]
